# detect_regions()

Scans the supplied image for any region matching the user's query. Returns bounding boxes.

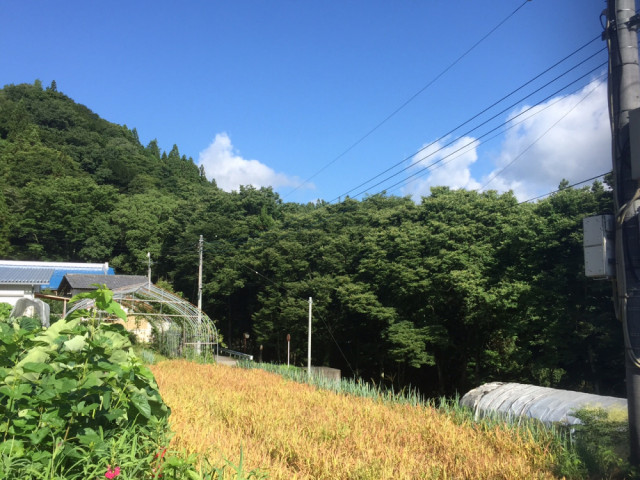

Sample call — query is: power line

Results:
[330,39,605,202]
[237,261,289,294]
[518,173,610,204]
[283,0,533,199]
[314,311,357,377]
[477,77,604,191]
[346,57,607,199]
[383,76,605,196]
[347,61,607,200]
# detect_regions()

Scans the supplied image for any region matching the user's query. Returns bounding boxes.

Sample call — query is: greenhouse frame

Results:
[64,282,219,359]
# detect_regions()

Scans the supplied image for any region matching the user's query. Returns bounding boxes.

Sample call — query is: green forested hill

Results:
[0,81,623,397]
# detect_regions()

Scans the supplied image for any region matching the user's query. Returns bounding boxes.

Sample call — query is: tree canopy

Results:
[0,81,621,397]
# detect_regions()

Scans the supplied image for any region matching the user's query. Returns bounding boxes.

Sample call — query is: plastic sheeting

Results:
[461,382,627,425]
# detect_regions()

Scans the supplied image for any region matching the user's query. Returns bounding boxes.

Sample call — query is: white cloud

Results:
[481,78,611,200]
[401,78,610,202]
[402,136,482,201]
[198,133,305,192]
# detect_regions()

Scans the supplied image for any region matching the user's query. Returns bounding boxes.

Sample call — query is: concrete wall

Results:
[309,366,341,383]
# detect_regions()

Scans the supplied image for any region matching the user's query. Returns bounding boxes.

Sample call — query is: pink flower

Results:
[105,465,121,479]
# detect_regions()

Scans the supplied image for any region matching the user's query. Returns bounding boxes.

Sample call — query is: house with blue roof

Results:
[0,260,114,305]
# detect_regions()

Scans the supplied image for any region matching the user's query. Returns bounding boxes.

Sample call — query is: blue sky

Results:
[2,0,611,203]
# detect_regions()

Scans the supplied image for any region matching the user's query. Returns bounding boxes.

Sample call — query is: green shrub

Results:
[572,407,631,479]
[0,286,171,478]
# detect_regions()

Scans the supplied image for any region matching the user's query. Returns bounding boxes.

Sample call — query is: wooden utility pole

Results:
[606,0,640,466]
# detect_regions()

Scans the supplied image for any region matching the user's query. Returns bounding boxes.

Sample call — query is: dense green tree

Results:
[109,191,180,273]
[0,188,11,256]
[146,139,161,159]
[519,182,620,393]
[10,177,118,260]
[0,127,80,188]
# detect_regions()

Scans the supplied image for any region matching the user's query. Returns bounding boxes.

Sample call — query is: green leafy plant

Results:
[0,285,171,478]
[571,407,630,479]
[0,303,11,321]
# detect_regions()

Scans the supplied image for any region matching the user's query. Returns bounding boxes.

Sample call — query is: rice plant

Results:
[151,360,568,479]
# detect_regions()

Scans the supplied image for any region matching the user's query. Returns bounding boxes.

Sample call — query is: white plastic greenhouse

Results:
[461,382,627,425]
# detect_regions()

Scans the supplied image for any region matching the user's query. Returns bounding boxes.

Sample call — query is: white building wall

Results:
[0,287,35,306]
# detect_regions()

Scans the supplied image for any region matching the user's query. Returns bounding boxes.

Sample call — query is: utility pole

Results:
[308,297,312,380]
[197,235,203,355]
[606,0,640,466]
[147,252,151,289]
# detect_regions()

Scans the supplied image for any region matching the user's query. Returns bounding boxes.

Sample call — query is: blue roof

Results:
[44,267,115,290]
[0,267,55,285]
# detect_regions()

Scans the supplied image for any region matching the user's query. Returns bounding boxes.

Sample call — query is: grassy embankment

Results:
[150,360,568,479]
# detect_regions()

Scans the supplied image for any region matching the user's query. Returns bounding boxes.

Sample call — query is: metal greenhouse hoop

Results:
[64,283,219,359]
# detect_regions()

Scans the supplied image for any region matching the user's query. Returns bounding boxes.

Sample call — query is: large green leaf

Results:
[17,346,49,366]
[0,323,15,344]
[104,408,127,422]
[51,377,78,395]
[33,318,80,346]
[79,371,104,389]
[77,427,102,447]
[0,383,31,399]
[0,439,24,456]
[27,427,51,445]
[100,390,112,410]
[62,334,87,353]
[70,285,127,321]
[12,346,50,382]
[21,362,53,374]
[99,330,131,351]
[107,348,130,365]
[130,391,151,419]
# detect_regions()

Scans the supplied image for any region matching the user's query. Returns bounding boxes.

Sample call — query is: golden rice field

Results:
[150,360,561,479]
